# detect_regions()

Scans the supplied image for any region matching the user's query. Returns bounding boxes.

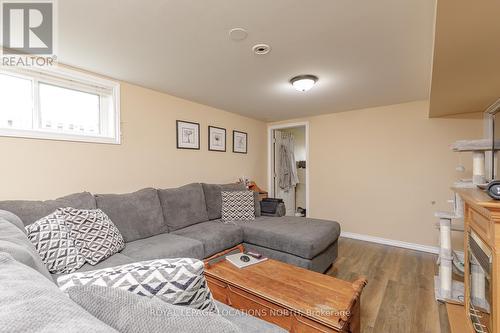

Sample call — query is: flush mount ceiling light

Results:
[290,75,318,92]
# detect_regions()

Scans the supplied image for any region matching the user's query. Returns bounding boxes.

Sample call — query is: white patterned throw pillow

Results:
[57,258,218,313]
[221,191,255,222]
[26,211,86,274]
[57,207,125,265]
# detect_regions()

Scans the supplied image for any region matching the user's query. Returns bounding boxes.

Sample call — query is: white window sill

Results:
[0,128,121,145]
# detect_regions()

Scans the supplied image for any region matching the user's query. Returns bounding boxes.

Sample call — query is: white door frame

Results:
[267,121,310,217]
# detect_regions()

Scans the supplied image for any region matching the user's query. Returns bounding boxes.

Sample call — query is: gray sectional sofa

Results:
[0,182,341,274]
[0,182,341,332]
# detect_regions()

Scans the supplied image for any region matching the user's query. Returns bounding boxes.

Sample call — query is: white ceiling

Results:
[59,0,436,121]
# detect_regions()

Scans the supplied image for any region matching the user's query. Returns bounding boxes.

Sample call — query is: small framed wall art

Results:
[176,120,200,150]
[208,126,226,152]
[233,130,248,154]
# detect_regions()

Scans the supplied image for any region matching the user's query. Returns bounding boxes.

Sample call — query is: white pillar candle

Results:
[440,259,452,299]
[472,151,486,185]
[471,263,486,303]
[440,218,452,258]
[439,218,452,299]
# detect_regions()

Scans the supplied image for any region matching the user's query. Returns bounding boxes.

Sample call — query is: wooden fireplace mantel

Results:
[450,187,500,333]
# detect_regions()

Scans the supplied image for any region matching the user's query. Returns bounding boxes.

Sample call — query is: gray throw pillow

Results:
[221,191,255,222]
[0,252,117,333]
[26,210,86,274]
[58,258,218,313]
[68,285,240,333]
[57,207,125,265]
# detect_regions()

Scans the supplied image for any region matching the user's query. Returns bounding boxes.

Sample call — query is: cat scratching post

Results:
[434,139,494,303]
[434,185,467,302]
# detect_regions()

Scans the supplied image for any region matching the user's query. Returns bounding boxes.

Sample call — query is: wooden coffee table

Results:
[204,245,367,333]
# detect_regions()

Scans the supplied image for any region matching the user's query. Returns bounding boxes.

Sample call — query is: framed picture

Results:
[233,130,248,154]
[208,126,226,152]
[176,120,200,150]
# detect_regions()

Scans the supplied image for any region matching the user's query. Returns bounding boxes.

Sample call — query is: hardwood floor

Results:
[326,238,451,333]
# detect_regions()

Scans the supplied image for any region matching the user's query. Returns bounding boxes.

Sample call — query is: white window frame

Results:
[0,66,121,144]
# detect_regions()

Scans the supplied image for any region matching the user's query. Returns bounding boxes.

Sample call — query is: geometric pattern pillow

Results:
[25,211,86,274]
[221,191,255,222]
[57,208,125,265]
[57,258,218,313]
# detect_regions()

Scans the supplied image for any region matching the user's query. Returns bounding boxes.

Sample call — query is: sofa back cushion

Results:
[0,252,117,333]
[95,188,166,242]
[158,183,209,231]
[0,217,52,280]
[253,192,261,217]
[202,183,247,220]
[0,192,97,226]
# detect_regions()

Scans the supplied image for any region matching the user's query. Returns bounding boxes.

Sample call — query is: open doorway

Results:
[268,122,309,217]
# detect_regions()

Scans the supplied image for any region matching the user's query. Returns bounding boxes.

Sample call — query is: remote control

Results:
[246,251,262,259]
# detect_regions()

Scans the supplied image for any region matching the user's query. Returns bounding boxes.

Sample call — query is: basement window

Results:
[0,67,120,144]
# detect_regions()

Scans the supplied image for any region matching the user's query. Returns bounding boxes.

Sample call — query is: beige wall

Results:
[271,101,482,248]
[0,82,267,200]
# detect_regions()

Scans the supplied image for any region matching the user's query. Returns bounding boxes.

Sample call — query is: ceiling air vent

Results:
[252,44,271,55]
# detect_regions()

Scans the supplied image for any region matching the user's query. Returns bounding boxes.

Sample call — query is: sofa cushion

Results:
[243,241,338,273]
[0,252,117,333]
[78,253,136,272]
[215,300,287,333]
[58,207,125,265]
[235,216,341,259]
[95,188,166,242]
[202,183,246,220]
[59,258,218,313]
[172,221,243,257]
[0,210,25,232]
[52,253,136,281]
[26,211,86,274]
[121,233,204,260]
[253,192,261,217]
[68,285,240,333]
[158,183,209,231]
[0,217,52,280]
[0,192,96,226]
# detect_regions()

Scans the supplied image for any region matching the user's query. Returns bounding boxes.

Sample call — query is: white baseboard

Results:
[340,231,439,254]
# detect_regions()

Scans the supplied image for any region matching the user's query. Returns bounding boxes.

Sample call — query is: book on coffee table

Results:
[225,253,268,269]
